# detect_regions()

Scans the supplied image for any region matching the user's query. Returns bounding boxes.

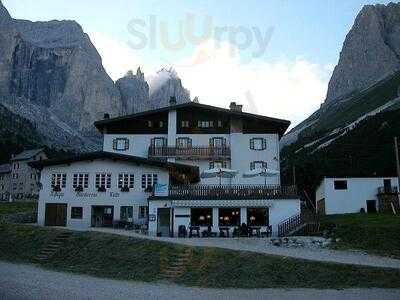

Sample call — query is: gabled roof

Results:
[29,151,200,183]
[94,102,291,136]
[11,148,45,161]
[0,164,11,174]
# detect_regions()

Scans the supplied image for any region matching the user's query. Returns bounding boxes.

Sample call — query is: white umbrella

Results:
[201,168,238,185]
[243,168,280,185]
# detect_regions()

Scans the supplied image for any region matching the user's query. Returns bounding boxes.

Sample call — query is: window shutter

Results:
[209,138,213,147]
[250,162,255,170]
[223,161,227,168]
[124,139,129,150]
[262,138,266,150]
[188,138,192,148]
[222,138,227,147]
[209,161,214,169]
[112,139,117,150]
[250,138,255,150]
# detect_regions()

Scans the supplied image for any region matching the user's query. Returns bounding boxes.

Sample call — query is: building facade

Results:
[316,177,400,215]
[10,149,47,201]
[0,164,11,201]
[33,101,299,236]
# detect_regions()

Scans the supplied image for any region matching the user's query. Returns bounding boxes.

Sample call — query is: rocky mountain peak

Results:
[0,1,11,24]
[324,2,400,104]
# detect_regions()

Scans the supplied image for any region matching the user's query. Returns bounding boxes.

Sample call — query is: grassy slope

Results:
[1,223,400,289]
[320,214,400,259]
[0,202,37,215]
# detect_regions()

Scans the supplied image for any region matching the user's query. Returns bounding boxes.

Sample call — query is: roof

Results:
[94,102,291,135]
[28,151,200,182]
[0,164,11,174]
[11,148,45,161]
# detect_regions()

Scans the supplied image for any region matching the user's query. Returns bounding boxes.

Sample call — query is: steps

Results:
[160,248,192,280]
[35,231,73,262]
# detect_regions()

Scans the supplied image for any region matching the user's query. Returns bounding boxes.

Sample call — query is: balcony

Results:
[377,186,399,195]
[164,184,297,200]
[148,146,231,160]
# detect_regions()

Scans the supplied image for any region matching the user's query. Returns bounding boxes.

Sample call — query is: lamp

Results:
[250,216,256,221]
[206,215,211,219]
[199,215,205,221]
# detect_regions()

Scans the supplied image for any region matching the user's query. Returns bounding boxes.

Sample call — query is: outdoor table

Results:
[219,226,230,237]
[189,226,200,237]
[249,226,261,237]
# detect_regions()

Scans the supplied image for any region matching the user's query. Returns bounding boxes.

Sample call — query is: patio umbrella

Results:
[243,168,280,185]
[201,168,238,185]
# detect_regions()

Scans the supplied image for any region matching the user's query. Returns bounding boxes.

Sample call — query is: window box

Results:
[121,186,130,192]
[97,186,106,192]
[52,186,61,192]
[75,186,84,192]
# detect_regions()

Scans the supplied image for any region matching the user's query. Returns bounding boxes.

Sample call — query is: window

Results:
[141,174,158,189]
[209,161,227,169]
[159,121,164,128]
[197,121,214,128]
[112,138,129,151]
[51,173,67,188]
[250,161,267,170]
[73,173,89,188]
[12,173,18,179]
[181,120,190,128]
[118,173,134,189]
[151,137,167,148]
[176,137,192,148]
[217,120,223,128]
[250,138,267,150]
[219,208,240,226]
[334,180,347,190]
[247,208,269,226]
[120,206,133,221]
[191,208,212,226]
[147,120,153,128]
[95,173,112,189]
[139,206,148,219]
[209,137,226,148]
[71,207,83,219]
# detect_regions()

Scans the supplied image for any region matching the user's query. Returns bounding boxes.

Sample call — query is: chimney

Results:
[103,113,110,119]
[229,102,243,112]
[169,96,177,106]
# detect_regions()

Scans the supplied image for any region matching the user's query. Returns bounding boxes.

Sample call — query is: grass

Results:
[320,213,400,259]
[0,202,37,215]
[1,222,400,289]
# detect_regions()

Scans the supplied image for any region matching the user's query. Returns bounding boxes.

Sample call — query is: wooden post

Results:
[395,137,400,209]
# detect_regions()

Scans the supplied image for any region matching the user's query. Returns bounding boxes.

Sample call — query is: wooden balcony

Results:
[377,186,399,195]
[165,184,298,200]
[148,146,231,160]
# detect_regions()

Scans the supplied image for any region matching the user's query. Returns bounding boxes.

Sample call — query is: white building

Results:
[316,177,400,215]
[32,100,299,236]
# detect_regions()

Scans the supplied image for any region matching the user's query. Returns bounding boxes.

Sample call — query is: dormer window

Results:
[112,138,129,151]
[181,121,190,128]
[159,121,164,128]
[198,121,214,128]
[250,138,266,150]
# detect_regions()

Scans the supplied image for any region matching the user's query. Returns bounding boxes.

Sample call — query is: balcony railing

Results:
[377,186,399,195]
[166,184,297,200]
[148,146,231,160]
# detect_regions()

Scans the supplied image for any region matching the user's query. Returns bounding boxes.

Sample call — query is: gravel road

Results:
[1,261,400,300]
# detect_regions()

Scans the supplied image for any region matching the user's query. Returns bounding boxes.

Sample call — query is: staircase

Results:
[35,231,73,262]
[160,248,192,280]
[278,210,320,237]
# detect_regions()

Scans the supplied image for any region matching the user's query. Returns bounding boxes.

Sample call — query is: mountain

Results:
[0,3,191,151]
[280,3,400,199]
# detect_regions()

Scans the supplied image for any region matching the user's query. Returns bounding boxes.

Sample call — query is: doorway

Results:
[366,200,377,213]
[157,208,171,237]
[45,203,67,226]
[383,179,392,193]
[91,206,114,227]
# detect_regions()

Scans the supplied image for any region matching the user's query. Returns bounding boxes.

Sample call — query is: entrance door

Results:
[91,206,114,227]
[366,200,377,213]
[157,208,171,237]
[384,179,392,193]
[45,203,67,226]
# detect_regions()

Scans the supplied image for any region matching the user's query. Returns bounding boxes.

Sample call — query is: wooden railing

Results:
[278,213,301,237]
[148,146,231,160]
[377,186,399,195]
[167,184,297,200]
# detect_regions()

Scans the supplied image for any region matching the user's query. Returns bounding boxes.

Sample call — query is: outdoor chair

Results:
[201,226,218,237]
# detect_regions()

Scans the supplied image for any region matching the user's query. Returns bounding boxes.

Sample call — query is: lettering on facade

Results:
[50,191,64,198]
[76,192,98,198]
[110,192,120,198]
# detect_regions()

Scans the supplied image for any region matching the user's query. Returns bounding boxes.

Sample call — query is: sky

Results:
[3,0,394,126]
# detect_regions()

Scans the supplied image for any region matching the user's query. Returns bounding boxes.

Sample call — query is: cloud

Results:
[89,31,145,81]
[173,40,331,127]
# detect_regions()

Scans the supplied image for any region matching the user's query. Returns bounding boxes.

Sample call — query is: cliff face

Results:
[0,3,191,150]
[325,3,400,104]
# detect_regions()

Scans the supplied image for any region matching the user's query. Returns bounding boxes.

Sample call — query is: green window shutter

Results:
[262,138,266,150]
[112,139,117,150]
[250,162,255,170]
[250,138,255,150]
[209,161,214,169]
